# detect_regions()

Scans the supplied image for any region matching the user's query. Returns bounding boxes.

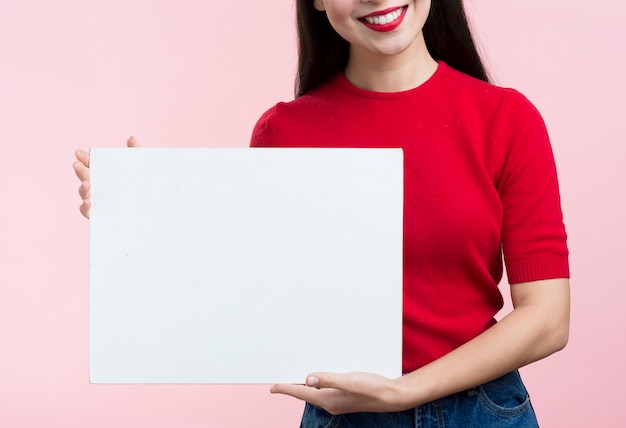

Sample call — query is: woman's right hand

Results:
[73,136,139,219]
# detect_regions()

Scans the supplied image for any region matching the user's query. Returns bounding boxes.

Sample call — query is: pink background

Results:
[0,0,624,426]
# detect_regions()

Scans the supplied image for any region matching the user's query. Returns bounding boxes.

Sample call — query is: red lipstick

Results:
[359,6,407,33]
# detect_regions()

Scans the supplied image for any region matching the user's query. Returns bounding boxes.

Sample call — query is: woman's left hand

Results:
[270,372,407,415]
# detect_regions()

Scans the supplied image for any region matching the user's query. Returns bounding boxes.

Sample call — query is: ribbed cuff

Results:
[506,255,570,284]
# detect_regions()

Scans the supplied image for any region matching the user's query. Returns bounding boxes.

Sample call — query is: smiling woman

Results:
[249,0,570,427]
[311,1,434,85]
[70,0,571,427]
[296,0,488,96]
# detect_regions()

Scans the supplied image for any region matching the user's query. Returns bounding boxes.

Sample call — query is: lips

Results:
[359,6,407,32]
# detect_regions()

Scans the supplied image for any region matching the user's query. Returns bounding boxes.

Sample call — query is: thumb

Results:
[306,373,335,389]
[127,136,140,148]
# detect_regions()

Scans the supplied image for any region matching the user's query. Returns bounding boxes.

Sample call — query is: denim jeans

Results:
[299,370,539,428]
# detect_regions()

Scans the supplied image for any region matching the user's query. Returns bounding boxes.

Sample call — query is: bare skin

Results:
[72,136,139,218]
[270,278,569,414]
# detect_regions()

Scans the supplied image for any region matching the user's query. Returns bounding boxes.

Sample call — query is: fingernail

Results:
[307,376,319,387]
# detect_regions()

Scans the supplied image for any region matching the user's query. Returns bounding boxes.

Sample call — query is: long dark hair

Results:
[295,0,489,97]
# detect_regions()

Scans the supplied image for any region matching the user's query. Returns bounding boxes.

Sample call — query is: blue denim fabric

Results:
[300,370,538,428]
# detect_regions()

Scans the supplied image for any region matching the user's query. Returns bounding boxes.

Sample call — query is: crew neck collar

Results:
[334,61,447,100]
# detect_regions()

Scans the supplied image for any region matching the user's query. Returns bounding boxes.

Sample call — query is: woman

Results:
[252,1,570,426]
[74,1,570,426]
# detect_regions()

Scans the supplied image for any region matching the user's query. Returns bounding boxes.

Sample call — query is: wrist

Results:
[392,370,435,409]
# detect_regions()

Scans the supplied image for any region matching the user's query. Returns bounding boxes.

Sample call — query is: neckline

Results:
[334,61,447,100]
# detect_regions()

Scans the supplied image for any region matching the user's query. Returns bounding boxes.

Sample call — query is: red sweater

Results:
[250,62,569,373]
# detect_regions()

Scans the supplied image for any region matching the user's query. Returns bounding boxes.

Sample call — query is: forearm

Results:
[395,278,570,409]
[268,279,569,415]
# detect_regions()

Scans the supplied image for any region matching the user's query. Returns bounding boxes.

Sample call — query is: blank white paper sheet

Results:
[89,147,403,384]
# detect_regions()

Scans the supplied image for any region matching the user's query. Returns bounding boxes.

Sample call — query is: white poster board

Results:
[89,148,403,384]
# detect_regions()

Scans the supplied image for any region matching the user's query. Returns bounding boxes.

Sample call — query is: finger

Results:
[270,383,359,415]
[73,160,90,182]
[306,372,344,390]
[306,372,376,394]
[270,383,329,404]
[270,374,342,398]
[75,149,90,167]
[270,383,307,396]
[78,180,91,200]
[307,375,321,388]
[79,199,91,219]
[127,136,140,147]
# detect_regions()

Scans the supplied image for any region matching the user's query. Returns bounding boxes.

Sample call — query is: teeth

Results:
[364,7,403,25]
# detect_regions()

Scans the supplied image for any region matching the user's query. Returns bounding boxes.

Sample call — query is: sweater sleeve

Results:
[495,90,569,284]
[249,106,277,147]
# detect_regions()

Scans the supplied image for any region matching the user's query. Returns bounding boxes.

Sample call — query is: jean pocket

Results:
[476,370,532,418]
[300,403,343,428]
